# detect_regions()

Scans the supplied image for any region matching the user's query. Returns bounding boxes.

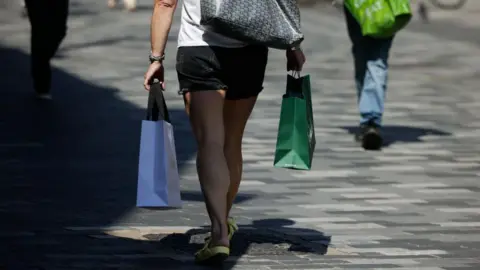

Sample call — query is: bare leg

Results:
[184,90,230,247]
[223,96,257,217]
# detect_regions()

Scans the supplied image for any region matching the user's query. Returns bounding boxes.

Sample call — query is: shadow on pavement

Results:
[0,44,259,268]
[150,218,331,268]
[3,218,329,269]
[341,125,451,147]
[0,44,192,230]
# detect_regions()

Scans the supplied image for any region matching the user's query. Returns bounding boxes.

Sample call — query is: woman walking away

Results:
[143,0,305,265]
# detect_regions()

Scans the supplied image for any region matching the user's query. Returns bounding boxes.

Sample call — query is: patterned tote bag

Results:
[200,0,304,49]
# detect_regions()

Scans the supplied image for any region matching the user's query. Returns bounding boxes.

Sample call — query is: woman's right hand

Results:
[286,48,306,72]
[143,61,165,91]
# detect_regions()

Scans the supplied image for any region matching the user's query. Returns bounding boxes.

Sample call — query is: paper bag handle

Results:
[146,83,171,123]
[285,74,304,99]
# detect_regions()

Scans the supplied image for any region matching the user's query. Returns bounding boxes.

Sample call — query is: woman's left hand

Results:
[143,61,165,91]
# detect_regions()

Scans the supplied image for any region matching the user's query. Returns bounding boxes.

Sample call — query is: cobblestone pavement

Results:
[1,1,480,269]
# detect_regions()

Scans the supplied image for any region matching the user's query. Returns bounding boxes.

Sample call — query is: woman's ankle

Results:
[210,222,229,247]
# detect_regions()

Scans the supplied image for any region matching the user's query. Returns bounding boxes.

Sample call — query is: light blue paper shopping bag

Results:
[136,84,182,208]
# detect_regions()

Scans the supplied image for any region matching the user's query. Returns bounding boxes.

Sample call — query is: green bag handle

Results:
[285,72,304,99]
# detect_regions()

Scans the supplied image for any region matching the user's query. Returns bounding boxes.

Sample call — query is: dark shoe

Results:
[356,123,383,150]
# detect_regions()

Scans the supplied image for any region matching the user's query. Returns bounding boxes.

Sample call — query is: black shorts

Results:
[176,45,268,100]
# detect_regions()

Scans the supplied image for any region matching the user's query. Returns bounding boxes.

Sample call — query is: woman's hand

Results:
[143,61,164,91]
[287,48,306,72]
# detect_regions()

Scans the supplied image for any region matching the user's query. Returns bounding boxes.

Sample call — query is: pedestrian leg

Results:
[24,0,69,97]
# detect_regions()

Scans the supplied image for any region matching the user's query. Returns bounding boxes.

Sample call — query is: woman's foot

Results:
[205,217,238,242]
[195,239,230,265]
[196,219,230,265]
[227,217,238,240]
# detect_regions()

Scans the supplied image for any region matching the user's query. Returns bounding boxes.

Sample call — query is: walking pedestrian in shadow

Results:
[24,0,69,100]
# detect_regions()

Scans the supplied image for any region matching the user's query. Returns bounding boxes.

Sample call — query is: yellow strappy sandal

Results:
[195,218,238,265]
[204,217,239,242]
[227,217,239,240]
[194,239,230,265]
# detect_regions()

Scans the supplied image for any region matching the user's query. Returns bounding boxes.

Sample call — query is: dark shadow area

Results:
[341,125,451,147]
[148,218,331,269]
[0,44,258,268]
[0,218,329,269]
[0,44,194,229]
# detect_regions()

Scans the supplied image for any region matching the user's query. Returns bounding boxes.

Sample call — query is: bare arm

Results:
[143,0,177,90]
[150,0,178,57]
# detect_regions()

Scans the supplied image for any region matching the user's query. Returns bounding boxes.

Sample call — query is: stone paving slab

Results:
[1,0,480,269]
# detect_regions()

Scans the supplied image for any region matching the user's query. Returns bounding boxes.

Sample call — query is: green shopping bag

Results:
[274,74,316,170]
[385,0,412,36]
[345,0,412,38]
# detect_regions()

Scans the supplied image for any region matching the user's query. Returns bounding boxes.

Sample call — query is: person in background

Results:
[418,1,429,22]
[25,0,70,100]
[344,5,394,150]
[143,0,305,265]
[107,0,137,12]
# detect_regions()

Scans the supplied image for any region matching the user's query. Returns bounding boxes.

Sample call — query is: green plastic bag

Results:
[274,74,316,170]
[345,0,412,38]
[386,0,412,36]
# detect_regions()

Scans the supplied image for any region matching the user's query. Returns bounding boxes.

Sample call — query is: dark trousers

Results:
[25,0,69,94]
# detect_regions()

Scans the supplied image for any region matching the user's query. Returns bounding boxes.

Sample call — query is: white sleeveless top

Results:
[177,0,247,48]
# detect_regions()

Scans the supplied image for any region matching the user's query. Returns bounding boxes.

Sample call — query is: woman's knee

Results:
[192,120,225,150]
[186,90,226,147]
[224,136,242,154]
[197,133,224,151]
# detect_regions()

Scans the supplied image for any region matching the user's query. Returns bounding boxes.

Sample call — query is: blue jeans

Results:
[344,8,394,127]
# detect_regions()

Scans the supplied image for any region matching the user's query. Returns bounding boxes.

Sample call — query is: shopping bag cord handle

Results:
[291,71,301,78]
[146,83,170,122]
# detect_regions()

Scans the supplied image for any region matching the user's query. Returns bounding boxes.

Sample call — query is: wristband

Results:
[149,53,165,63]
